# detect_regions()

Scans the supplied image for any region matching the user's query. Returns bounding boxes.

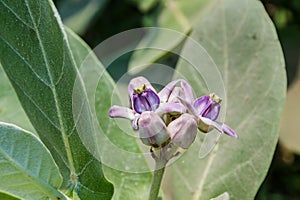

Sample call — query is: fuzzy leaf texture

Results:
[67,27,152,200]
[163,0,286,199]
[0,0,113,199]
[0,122,66,200]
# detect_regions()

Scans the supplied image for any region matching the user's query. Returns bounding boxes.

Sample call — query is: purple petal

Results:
[194,96,220,120]
[155,102,186,115]
[144,89,160,110]
[133,89,160,113]
[138,111,170,147]
[178,96,198,116]
[158,79,181,102]
[168,114,197,149]
[198,116,223,133]
[132,114,140,130]
[133,94,148,113]
[193,96,210,115]
[198,117,238,139]
[128,76,156,105]
[168,86,184,103]
[202,102,220,121]
[181,80,195,104]
[222,124,238,138]
[109,106,135,120]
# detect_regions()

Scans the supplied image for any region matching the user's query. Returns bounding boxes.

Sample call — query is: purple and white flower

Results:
[109,76,237,149]
[180,84,238,138]
[109,76,186,129]
[138,111,197,148]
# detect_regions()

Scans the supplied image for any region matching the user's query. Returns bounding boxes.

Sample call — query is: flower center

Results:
[209,93,222,104]
[134,84,147,95]
[132,84,160,114]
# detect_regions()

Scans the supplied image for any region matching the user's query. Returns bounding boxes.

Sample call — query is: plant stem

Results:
[148,161,166,200]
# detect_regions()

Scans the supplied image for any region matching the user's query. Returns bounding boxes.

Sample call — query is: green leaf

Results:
[0,0,113,199]
[163,0,286,199]
[128,0,211,73]
[95,74,152,200]
[210,192,229,200]
[0,122,66,200]
[127,0,159,12]
[0,66,34,133]
[66,26,152,200]
[57,0,108,34]
[0,192,19,200]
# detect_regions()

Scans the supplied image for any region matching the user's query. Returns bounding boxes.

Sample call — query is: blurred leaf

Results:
[0,66,34,133]
[163,0,286,199]
[0,193,19,200]
[128,0,211,73]
[0,122,66,200]
[127,0,159,12]
[273,8,292,29]
[0,0,113,199]
[279,73,300,154]
[293,0,300,10]
[57,0,108,34]
[66,26,152,200]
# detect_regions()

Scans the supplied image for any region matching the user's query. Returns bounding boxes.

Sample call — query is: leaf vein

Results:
[24,0,76,174]
[0,36,52,87]
[0,1,34,29]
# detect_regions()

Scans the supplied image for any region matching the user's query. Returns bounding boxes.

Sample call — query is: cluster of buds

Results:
[109,77,237,151]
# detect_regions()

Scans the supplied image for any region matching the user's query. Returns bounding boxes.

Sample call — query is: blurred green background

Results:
[53,0,300,199]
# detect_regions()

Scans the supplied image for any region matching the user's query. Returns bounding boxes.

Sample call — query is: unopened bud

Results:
[138,111,170,148]
[168,114,198,149]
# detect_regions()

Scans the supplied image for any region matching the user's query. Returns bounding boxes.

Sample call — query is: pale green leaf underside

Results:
[163,0,286,200]
[0,0,113,199]
[0,122,66,200]
[66,27,152,200]
[0,66,35,133]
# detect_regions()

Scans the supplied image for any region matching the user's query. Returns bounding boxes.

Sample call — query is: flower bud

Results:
[168,114,198,149]
[138,111,170,147]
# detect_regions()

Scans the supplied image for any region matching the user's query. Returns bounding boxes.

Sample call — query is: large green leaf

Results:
[163,0,286,199]
[66,27,152,200]
[0,66,34,133]
[57,0,108,34]
[0,193,19,200]
[0,0,113,199]
[127,0,159,12]
[0,122,67,200]
[128,0,211,73]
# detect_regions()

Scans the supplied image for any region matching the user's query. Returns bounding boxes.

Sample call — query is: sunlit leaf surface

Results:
[0,0,113,199]
[0,122,65,200]
[163,0,286,199]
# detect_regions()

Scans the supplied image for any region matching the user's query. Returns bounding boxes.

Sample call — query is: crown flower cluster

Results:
[109,77,237,150]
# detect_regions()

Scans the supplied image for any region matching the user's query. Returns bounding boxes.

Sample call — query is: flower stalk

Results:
[148,161,166,200]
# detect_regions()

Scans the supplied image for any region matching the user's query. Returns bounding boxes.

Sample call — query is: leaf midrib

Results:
[24,0,76,175]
